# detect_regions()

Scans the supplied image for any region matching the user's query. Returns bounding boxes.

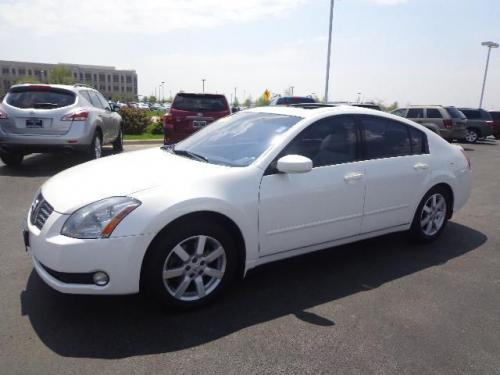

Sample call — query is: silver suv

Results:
[391,106,467,142]
[0,83,123,167]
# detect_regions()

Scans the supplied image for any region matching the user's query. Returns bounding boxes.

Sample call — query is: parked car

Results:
[269,96,316,105]
[391,106,467,141]
[488,110,500,139]
[163,93,230,144]
[457,108,494,143]
[329,102,382,111]
[137,102,150,110]
[24,106,471,309]
[0,83,123,166]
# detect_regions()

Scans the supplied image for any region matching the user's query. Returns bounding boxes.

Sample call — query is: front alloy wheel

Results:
[163,235,226,301]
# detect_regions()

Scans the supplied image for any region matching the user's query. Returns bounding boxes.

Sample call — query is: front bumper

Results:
[26,209,155,295]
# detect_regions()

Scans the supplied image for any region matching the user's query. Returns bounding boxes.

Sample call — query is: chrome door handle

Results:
[344,172,364,182]
[414,162,429,170]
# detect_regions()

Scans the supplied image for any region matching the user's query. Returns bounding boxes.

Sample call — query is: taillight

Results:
[0,109,8,119]
[61,110,89,121]
[443,119,453,129]
[460,149,471,170]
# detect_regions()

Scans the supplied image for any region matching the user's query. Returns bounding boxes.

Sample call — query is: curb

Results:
[124,139,164,145]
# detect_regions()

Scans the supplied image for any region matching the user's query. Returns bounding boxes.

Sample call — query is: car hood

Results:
[41,147,230,214]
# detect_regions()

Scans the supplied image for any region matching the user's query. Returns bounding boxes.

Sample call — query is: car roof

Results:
[9,83,97,93]
[245,104,389,120]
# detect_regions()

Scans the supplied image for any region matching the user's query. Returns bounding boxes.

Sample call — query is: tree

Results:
[255,95,270,107]
[14,76,41,84]
[243,96,252,108]
[48,65,74,84]
[233,97,240,107]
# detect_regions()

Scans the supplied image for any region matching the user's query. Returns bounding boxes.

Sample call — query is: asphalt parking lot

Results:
[1,140,499,374]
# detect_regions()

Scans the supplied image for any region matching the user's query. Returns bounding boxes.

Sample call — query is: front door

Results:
[258,115,366,256]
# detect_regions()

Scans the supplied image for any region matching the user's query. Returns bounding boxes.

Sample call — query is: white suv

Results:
[0,83,123,167]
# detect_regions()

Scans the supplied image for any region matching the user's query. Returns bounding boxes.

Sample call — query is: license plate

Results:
[26,119,43,128]
[192,120,207,128]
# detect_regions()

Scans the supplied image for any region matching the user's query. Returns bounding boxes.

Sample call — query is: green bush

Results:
[145,121,164,135]
[119,107,149,135]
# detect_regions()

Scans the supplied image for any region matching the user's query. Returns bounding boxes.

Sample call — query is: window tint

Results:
[445,107,466,119]
[407,108,424,118]
[460,109,481,119]
[6,87,76,109]
[172,94,228,112]
[409,127,428,154]
[490,112,500,120]
[88,91,104,109]
[361,116,412,159]
[426,108,442,118]
[281,116,358,168]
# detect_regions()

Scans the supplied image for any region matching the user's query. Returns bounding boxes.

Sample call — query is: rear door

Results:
[95,91,119,141]
[2,86,77,135]
[87,91,112,142]
[424,108,449,138]
[359,115,431,233]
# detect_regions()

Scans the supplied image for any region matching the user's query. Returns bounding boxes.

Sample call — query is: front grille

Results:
[30,194,54,230]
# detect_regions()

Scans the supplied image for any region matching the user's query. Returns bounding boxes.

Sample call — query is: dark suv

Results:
[269,96,316,105]
[458,108,494,143]
[163,93,230,144]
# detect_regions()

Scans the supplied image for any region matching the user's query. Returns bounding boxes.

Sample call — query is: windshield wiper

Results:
[163,145,208,163]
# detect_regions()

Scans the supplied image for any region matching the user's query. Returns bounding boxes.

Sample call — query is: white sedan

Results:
[24,105,471,308]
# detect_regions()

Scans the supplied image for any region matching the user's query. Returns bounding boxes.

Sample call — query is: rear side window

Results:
[172,94,228,112]
[361,116,412,159]
[445,107,466,119]
[426,108,442,118]
[79,90,92,104]
[6,86,76,109]
[460,109,481,119]
[407,108,424,119]
[409,127,429,154]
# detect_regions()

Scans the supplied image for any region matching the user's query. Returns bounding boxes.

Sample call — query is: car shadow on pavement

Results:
[20,222,486,359]
[0,148,116,177]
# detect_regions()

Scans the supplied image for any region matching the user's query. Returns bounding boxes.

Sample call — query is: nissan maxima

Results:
[24,106,471,308]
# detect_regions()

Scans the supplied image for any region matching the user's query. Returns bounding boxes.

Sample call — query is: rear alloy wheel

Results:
[410,187,450,243]
[0,151,24,167]
[142,219,239,309]
[112,127,123,153]
[88,132,102,159]
[465,128,479,143]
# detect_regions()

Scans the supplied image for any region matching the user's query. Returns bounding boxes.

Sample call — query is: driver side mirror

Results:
[277,155,313,174]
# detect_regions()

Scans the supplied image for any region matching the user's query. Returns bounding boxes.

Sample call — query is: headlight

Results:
[61,197,141,239]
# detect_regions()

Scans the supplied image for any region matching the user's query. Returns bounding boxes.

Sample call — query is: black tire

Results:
[0,151,24,167]
[465,128,479,143]
[87,131,102,160]
[112,126,123,153]
[141,218,240,309]
[410,186,451,243]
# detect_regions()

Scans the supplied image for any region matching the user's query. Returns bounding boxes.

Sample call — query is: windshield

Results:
[6,87,76,109]
[174,111,302,167]
[172,94,228,112]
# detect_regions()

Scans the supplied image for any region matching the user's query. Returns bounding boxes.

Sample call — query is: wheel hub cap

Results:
[420,193,446,236]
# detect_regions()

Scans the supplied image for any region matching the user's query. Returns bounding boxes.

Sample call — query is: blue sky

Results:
[0,0,499,108]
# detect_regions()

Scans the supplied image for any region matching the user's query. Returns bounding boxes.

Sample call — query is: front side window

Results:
[174,112,301,167]
[460,109,481,119]
[279,116,358,168]
[426,108,443,118]
[407,108,424,119]
[361,116,412,159]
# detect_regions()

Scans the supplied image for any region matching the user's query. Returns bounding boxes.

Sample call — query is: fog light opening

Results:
[93,271,109,286]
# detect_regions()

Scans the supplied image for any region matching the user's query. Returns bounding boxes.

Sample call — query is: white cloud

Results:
[0,0,304,35]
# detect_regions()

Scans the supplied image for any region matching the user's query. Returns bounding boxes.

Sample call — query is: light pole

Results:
[234,87,237,106]
[202,79,206,93]
[324,0,335,103]
[290,86,295,96]
[161,82,165,102]
[479,41,499,108]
